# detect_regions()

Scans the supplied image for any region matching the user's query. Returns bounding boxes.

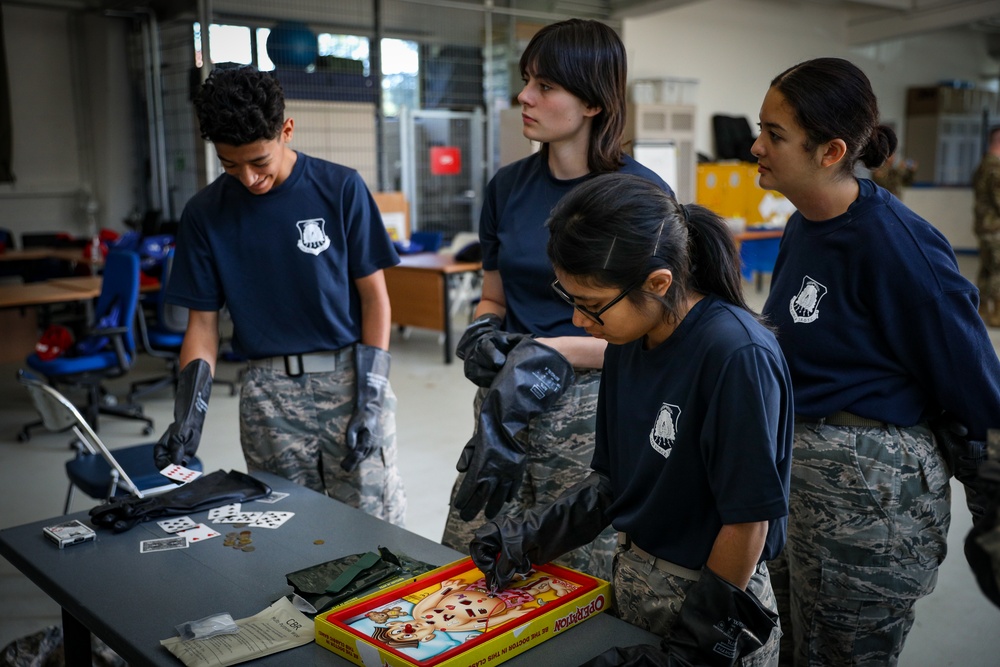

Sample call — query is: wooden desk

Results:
[0,281,100,309]
[0,246,103,273]
[0,282,101,363]
[384,253,482,363]
[0,472,659,666]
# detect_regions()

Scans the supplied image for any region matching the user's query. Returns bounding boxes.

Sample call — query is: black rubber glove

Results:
[964,458,1000,609]
[663,566,778,666]
[89,469,271,533]
[453,337,575,520]
[580,644,669,667]
[929,414,990,519]
[343,344,391,472]
[154,359,212,470]
[469,471,613,592]
[455,313,530,388]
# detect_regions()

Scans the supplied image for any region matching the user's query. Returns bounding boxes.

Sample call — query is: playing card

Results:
[256,491,290,504]
[156,516,196,533]
[177,523,221,543]
[159,464,202,484]
[140,536,188,553]
[207,503,241,522]
[217,511,262,524]
[251,511,294,529]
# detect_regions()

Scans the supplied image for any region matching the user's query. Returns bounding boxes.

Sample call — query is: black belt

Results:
[795,411,888,428]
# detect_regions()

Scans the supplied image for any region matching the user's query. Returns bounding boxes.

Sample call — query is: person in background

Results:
[752,57,1000,665]
[471,173,792,667]
[440,18,673,582]
[973,125,1000,327]
[155,65,406,525]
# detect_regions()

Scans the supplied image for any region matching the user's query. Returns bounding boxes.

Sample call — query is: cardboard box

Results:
[315,557,611,667]
[373,191,410,241]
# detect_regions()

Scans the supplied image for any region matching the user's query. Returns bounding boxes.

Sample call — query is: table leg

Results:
[442,274,453,364]
[62,607,93,667]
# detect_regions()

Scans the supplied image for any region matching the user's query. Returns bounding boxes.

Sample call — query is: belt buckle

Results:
[284,354,304,377]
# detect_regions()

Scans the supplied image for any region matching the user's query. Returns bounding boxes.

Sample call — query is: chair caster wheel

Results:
[17,432,30,442]
[143,426,153,435]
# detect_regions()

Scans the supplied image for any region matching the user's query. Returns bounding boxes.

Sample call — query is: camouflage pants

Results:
[239,347,407,527]
[977,232,1000,301]
[770,422,951,666]
[614,546,780,666]
[440,369,618,581]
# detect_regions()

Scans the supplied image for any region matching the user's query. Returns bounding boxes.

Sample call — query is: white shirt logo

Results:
[789,275,828,323]
[296,218,331,255]
[650,403,681,459]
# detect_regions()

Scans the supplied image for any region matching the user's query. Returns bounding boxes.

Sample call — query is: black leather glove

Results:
[663,566,778,666]
[343,344,391,472]
[89,470,271,533]
[453,337,575,520]
[469,471,613,592]
[456,313,531,388]
[929,414,990,519]
[154,359,212,470]
[580,644,669,667]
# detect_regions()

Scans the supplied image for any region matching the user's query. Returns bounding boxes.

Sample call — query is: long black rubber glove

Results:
[469,471,613,592]
[154,359,212,470]
[453,337,575,520]
[343,344,391,472]
[455,313,530,388]
[89,469,271,533]
[582,566,779,666]
[929,413,990,519]
[964,458,1000,609]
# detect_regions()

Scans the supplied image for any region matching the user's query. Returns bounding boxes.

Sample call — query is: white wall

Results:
[623,0,997,161]
[0,5,137,243]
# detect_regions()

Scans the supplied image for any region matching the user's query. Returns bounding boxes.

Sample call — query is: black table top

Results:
[0,471,657,666]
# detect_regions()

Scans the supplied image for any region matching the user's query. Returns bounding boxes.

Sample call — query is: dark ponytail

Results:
[547,173,757,325]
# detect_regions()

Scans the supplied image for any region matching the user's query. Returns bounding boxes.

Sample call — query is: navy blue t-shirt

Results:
[480,153,673,336]
[763,179,1000,439]
[167,153,399,359]
[593,295,794,569]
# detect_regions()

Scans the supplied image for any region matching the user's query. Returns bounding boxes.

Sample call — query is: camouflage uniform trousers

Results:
[239,346,407,527]
[439,368,618,582]
[614,546,780,666]
[977,232,1000,302]
[769,422,950,666]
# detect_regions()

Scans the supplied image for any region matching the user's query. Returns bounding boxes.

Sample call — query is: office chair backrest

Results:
[99,250,142,358]
[158,247,189,332]
[17,370,144,498]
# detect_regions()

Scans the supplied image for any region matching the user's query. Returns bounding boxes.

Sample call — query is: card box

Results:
[315,557,610,667]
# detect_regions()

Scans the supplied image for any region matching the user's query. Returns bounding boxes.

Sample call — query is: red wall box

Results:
[315,557,611,667]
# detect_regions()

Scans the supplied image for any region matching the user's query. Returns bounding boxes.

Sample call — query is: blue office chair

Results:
[18,369,202,514]
[129,248,236,401]
[20,250,154,440]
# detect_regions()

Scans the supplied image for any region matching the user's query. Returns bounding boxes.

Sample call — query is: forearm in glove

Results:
[343,344,391,472]
[154,359,212,469]
[456,313,530,388]
[929,414,990,519]
[453,337,575,520]
[964,459,1000,609]
[469,471,613,592]
[663,566,778,667]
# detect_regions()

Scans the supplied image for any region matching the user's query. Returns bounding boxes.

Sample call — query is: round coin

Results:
[241,545,255,552]
[313,539,325,545]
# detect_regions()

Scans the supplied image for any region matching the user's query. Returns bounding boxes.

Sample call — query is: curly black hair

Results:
[193,65,286,146]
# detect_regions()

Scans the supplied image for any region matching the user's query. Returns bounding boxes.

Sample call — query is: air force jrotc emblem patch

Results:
[650,403,680,459]
[790,275,828,323]
[296,218,331,255]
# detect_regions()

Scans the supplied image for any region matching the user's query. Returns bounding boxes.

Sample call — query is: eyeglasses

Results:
[551,277,644,326]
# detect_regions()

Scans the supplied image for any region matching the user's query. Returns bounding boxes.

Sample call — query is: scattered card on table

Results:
[140,536,188,553]
[156,516,196,534]
[177,523,221,543]
[251,511,294,529]
[159,464,202,484]
[207,503,241,522]
[256,491,289,504]
[218,511,262,524]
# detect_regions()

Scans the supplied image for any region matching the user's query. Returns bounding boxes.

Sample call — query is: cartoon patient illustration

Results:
[373,575,574,648]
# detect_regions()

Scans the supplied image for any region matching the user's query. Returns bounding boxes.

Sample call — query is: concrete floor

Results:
[1,264,999,665]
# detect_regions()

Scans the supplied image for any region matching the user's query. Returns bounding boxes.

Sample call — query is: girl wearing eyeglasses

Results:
[470,172,793,667]
[441,18,672,582]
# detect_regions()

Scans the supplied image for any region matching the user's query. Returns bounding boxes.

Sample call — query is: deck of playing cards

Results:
[43,519,96,549]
